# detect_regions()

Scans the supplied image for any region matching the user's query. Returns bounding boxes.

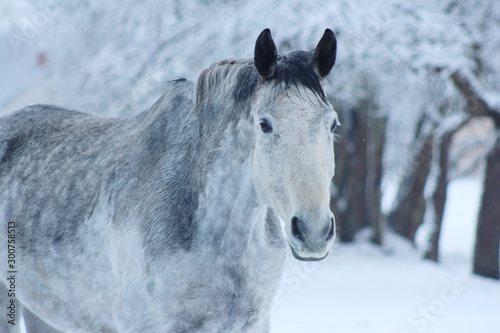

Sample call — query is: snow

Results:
[444,0,500,114]
[0,79,53,117]
[0,0,476,120]
[440,178,483,261]
[0,39,40,112]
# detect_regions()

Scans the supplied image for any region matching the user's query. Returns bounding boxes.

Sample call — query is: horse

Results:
[0,28,338,332]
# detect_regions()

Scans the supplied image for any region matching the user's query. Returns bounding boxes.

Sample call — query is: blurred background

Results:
[1,0,499,332]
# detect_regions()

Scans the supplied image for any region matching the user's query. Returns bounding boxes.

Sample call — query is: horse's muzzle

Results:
[288,213,335,261]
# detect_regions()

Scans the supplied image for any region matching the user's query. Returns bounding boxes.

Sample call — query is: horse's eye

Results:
[259,119,273,134]
[330,120,338,133]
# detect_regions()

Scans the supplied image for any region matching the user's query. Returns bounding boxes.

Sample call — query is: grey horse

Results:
[0,29,338,332]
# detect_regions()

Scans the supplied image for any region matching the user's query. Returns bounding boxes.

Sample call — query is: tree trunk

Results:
[330,91,386,244]
[333,107,369,242]
[423,133,453,261]
[366,116,387,245]
[473,132,500,279]
[388,133,434,242]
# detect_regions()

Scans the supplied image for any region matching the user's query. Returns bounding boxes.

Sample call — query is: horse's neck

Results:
[195,125,267,255]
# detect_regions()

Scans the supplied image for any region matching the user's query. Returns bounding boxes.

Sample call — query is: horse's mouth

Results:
[289,244,329,262]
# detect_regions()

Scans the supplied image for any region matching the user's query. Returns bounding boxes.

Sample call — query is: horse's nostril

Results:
[291,216,305,242]
[326,217,335,242]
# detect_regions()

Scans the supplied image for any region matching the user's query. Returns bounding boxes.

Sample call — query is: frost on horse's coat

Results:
[0,29,338,332]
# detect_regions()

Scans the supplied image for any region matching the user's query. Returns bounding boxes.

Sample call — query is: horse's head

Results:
[250,29,338,261]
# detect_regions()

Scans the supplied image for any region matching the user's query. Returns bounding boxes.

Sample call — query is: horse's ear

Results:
[254,29,278,80]
[312,29,337,78]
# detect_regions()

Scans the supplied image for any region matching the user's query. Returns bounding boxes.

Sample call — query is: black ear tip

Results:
[323,29,336,44]
[257,28,272,40]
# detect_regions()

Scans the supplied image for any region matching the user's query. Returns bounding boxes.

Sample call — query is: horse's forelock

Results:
[273,51,327,102]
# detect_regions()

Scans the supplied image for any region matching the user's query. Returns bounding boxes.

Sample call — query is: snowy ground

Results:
[272,234,500,333]
[271,178,500,333]
[1,67,499,333]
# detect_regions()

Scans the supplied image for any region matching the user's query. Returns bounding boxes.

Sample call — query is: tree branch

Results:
[451,71,500,125]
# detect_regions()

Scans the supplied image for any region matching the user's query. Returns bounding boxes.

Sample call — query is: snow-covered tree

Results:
[443,0,500,279]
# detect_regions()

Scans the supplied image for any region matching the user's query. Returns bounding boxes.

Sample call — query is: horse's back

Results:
[0,105,97,167]
[0,78,194,172]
